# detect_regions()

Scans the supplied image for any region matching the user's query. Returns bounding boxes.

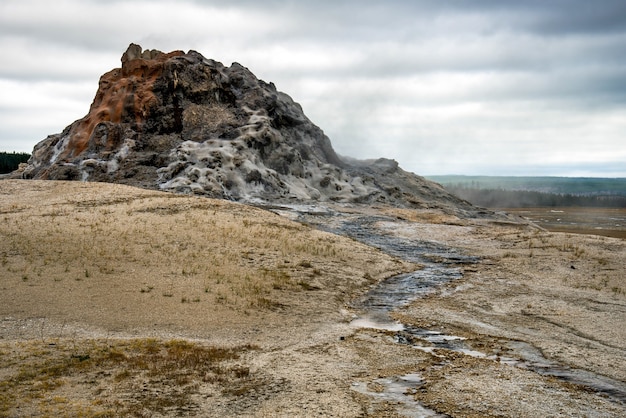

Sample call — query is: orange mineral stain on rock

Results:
[63,44,183,159]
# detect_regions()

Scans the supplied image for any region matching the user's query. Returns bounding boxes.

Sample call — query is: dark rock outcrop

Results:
[20,44,482,215]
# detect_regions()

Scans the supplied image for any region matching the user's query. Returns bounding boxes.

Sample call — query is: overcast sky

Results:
[1,0,625,177]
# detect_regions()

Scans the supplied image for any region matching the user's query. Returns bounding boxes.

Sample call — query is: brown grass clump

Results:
[0,338,262,417]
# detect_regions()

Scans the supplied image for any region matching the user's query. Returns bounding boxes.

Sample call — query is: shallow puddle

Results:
[351,373,448,418]
[505,340,626,403]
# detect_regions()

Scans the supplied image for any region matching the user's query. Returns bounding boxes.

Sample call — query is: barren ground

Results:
[1,180,624,417]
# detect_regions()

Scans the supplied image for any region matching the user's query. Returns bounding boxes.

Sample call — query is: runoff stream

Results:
[270,205,626,416]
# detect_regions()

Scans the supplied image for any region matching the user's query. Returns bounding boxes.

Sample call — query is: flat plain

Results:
[503,207,626,239]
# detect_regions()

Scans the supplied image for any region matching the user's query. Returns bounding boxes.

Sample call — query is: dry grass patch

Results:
[381,207,465,225]
[0,180,413,334]
[490,228,625,295]
[0,338,263,417]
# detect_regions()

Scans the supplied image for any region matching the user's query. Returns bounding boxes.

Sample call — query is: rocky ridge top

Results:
[19,44,482,216]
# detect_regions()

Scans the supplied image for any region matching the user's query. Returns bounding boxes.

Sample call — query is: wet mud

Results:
[351,373,448,418]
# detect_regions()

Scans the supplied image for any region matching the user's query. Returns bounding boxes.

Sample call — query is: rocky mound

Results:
[18,44,481,215]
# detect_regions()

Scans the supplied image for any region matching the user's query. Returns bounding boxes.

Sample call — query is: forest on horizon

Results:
[0,152,30,174]
[428,175,626,208]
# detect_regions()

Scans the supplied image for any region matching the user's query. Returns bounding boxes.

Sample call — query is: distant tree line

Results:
[446,186,626,208]
[428,175,626,197]
[0,152,30,174]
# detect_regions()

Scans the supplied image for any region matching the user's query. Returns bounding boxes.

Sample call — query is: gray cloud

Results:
[1,0,625,176]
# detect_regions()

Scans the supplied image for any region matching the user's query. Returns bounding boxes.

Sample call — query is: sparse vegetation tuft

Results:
[0,338,262,416]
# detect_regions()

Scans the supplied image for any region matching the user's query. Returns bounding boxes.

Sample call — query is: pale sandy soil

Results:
[376,213,626,417]
[1,180,624,417]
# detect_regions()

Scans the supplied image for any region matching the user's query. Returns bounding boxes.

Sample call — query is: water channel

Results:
[269,205,626,415]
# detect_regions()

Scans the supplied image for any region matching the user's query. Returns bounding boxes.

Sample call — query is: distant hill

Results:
[426,176,626,208]
[427,176,626,196]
